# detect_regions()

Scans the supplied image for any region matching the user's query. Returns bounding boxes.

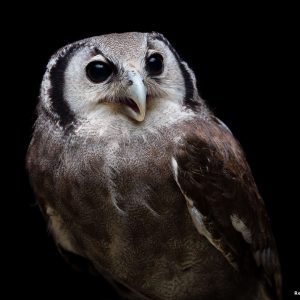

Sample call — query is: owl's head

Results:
[40,32,201,129]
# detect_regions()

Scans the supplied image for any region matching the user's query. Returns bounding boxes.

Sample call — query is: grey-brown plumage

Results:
[27,32,281,300]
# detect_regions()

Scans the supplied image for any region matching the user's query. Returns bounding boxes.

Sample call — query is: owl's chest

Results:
[46,120,212,295]
[72,103,194,196]
[97,130,177,206]
[60,127,181,221]
[102,132,172,178]
[71,130,200,270]
[61,127,189,257]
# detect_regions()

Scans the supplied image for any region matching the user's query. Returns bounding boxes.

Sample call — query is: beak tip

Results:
[135,113,146,122]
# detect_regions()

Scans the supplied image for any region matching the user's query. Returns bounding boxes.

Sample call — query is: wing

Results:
[171,116,281,299]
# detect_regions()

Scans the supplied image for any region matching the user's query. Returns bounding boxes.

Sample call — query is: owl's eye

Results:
[146,53,164,76]
[86,61,113,83]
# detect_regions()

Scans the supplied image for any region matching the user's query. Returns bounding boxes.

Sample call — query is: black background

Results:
[6,5,298,299]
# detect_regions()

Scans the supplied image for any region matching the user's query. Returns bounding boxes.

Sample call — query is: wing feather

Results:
[172,117,282,299]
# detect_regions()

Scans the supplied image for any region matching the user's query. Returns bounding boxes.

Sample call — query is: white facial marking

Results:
[77,100,195,138]
[230,214,252,244]
[41,43,85,120]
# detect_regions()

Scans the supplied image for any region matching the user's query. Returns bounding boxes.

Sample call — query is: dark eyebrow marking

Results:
[148,32,199,110]
[48,43,84,131]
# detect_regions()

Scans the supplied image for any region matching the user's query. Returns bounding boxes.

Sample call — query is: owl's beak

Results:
[124,71,146,122]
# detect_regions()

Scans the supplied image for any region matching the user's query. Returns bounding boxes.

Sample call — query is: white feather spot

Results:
[171,157,179,181]
[215,117,232,134]
[230,214,252,244]
[171,157,194,207]
[46,206,75,253]
[171,159,238,269]
[171,158,213,241]
[188,206,212,240]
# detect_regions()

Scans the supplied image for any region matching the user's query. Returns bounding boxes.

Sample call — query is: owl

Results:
[27,32,281,300]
